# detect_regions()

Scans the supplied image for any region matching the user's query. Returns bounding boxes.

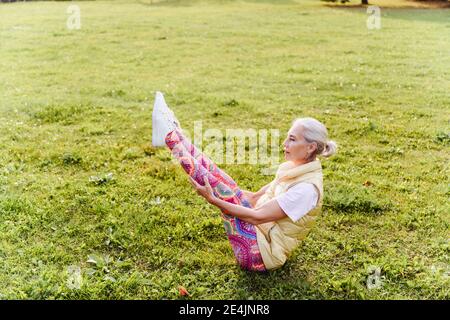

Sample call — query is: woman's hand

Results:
[189,176,286,225]
[188,176,216,204]
[242,190,256,206]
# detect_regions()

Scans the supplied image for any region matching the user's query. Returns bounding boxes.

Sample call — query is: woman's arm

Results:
[255,182,271,198]
[242,182,271,207]
[189,177,286,225]
[210,196,286,225]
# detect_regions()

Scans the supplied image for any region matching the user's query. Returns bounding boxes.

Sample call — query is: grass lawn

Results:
[0,0,449,299]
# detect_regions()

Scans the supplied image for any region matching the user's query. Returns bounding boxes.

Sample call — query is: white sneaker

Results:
[152,91,181,147]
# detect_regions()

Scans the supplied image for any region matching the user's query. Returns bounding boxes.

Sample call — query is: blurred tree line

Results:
[321,0,449,4]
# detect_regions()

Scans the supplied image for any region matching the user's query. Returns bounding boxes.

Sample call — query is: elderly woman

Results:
[152,92,337,272]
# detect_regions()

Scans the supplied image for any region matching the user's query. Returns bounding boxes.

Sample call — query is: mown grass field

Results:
[0,0,449,299]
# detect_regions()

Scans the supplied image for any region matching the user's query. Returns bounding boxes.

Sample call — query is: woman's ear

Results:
[308,141,317,153]
[307,142,318,157]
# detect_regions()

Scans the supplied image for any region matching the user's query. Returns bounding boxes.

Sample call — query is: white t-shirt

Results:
[275,183,318,222]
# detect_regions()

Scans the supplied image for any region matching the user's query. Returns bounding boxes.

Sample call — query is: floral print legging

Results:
[165,129,266,272]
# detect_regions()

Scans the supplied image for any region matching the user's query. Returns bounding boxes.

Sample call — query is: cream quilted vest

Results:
[255,159,323,270]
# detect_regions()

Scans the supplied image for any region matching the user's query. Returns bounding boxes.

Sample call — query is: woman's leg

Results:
[174,130,239,191]
[165,129,266,272]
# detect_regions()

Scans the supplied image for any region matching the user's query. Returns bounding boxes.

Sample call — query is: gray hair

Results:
[293,117,337,158]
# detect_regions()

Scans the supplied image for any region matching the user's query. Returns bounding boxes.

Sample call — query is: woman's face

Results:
[283,124,317,165]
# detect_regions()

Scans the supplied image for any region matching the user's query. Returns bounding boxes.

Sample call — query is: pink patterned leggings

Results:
[165,129,266,272]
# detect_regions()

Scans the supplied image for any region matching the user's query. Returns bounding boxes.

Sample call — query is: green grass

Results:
[0,0,449,299]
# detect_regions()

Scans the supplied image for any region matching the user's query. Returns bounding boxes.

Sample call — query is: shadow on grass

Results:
[324,0,450,9]
[325,2,450,24]
[234,265,325,299]
[381,8,450,25]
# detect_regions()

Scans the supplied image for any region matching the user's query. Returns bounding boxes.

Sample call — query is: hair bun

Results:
[322,140,337,157]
